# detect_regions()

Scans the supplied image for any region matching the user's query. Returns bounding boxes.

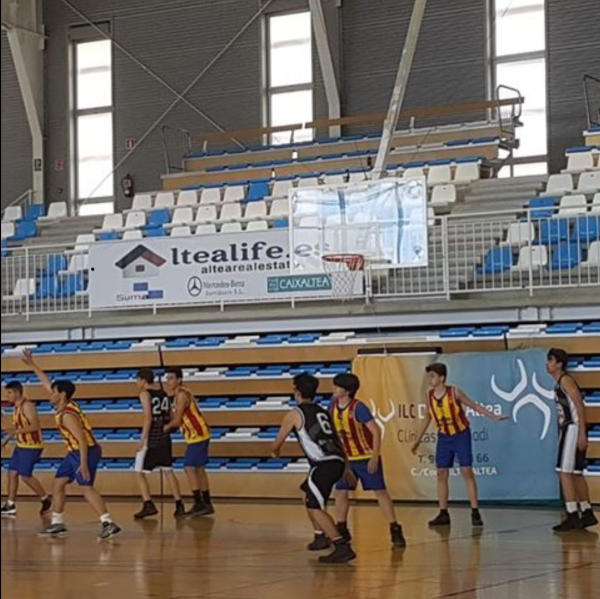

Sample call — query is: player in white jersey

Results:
[547,349,597,531]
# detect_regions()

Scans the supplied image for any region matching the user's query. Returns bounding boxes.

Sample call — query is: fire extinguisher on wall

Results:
[121,173,134,199]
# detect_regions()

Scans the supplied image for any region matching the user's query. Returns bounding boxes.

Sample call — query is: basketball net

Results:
[322,253,365,300]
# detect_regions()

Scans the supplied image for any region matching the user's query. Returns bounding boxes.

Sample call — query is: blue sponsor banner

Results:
[442,349,560,501]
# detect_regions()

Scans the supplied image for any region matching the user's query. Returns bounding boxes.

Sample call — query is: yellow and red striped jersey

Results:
[55,401,97,452]
[178,386,211,444]
[13,400,43,449]
[330,398,373,460]
[428,386,470,436]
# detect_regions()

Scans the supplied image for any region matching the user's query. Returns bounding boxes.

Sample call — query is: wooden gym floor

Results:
[1,500,598,599]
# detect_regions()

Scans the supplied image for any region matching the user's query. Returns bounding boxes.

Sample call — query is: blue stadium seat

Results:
[247,179,270,202]
[257,459,291,470]
[440,327,475,338]
[257,334,290,345]
[226,458,260,470]
[25,204,45,220]
[445,138,472,146]
[550,242,582,269]
[225,368,254,377]
[546,323,581,334]
[538,219,569,244]
[145,209,171,228]
[225,398,258,408]
[42,254,68,275]
[574,215,599,242]
[12,220,37,240]
[287,333,321,344]
[201,398,227,409]
[583,356,600,368]
[144,225,167,237]
[58,274,86,297]
[80,341,108,352]
[36,275,60,299]
[528,197,557,219]
[472,326,509,337]
[582,322,600,333]
[481,247,514,273]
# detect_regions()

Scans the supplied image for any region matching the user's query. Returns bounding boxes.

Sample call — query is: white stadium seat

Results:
[323,173,346,186]
[244,200,267,221]
[122,229,143,240]
[194,205,218,224]
[1,222,15,240]
[582,241,600,266]
[403,167,425,179]
[154,191,175,209]
[427,164,452,186]
[95,213,123,233]
[513,246,548,271]
[170,226,192,237]
[223,185,246,203]
[541,173,573,196]
[592,193,600,213]
[270,179,294,198]
[430,184,456,206]
[298,176,320,188]
[66,254,89,273]
[130,193,153,211]
[124,211,146,230]
[221,222,242,233]
[269,199,289,219]
[200,186,222,204]
[558,194,587,216]
[167,207,193,228]
[195,223,217,235]
[2,278,35,301]
[347,171,366,184]
[218,202,242,222]
[176,190,198,206]
[504,222,535,245]
[39,201,67,221]
[566,151,594,173]
[3,206,22,222]
[577,171,600,193]
[73,233,95,252]
[454,162,480,183]
[246,220,268,231]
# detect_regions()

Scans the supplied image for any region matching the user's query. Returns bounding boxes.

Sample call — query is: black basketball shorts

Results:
[300,458,345,510]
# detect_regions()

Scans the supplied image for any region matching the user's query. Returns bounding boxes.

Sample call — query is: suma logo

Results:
[115,244,166,279]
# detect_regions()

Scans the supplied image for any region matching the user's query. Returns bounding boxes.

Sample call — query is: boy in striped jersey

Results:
[330,373,406,548]
[163,367,213,517]
[1,381,51,516]
[20,349,121,540]
[412,363,505,527]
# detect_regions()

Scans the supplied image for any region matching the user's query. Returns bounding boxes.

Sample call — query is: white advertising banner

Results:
[88,229,362,309]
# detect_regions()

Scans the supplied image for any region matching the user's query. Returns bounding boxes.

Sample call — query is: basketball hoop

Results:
[322,253,365,300]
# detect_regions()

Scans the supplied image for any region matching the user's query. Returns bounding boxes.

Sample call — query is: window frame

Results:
[69,28,115,215]
[264,9,314,145]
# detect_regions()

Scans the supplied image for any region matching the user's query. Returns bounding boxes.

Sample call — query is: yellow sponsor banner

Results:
[352,353,437,500]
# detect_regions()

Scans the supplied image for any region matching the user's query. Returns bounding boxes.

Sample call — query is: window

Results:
[267,12,313,145]
[492,0,547,172]
[72,39,114,214]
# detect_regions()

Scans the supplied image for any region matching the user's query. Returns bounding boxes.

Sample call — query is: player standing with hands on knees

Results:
[546,348,597,531]
[411,363,506,527]
[20,349,121,540]
[272,373,356,563]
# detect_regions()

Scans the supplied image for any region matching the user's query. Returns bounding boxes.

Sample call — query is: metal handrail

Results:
[583,74,600,128]
[160,125,193,174]
[4,188,33,210]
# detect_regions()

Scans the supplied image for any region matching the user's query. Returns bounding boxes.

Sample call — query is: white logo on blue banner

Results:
[442,349,560,501]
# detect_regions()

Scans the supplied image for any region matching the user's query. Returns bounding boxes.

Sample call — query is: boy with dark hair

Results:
[330,373,406,548]
[412,362,505,527]
[272,373,356,563]
[20,349,121,539]
[133,368,185,519]
[546,348,597,531]
[1,380,51,516]
[163,367,213,517]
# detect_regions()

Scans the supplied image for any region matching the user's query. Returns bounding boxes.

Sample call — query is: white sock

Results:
[579,501,591,511]
[565,501,578,514]
[7,500,15,506]
[41,495,48,501]
[314,530,323,535]
[100,513,112,524]
[51,512,63,525]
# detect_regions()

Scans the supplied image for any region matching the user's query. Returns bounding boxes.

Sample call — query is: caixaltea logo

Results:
[114,244,166,300]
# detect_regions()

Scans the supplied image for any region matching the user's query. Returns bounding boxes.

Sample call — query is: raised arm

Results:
[455,388,505,421]
[21,349,53,395]
[561,375,587,452]
[271,410,300,457]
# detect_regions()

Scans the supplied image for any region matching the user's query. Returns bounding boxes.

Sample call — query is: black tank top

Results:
[294,402,345,465]
[147,387,172,447]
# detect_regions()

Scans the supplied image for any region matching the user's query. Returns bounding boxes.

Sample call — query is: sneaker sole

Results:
[38,531,67,538]
[318,553,356,564]
[98,529,122,541]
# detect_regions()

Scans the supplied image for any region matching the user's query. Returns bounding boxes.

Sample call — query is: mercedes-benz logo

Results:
[187,276,202,297]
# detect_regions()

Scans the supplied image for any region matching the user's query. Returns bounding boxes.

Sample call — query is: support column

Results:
[373,0,427,178]
[2,0,44,204]
[309,0,341,138]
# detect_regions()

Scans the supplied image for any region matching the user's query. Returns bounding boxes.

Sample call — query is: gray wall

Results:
[546,0,600,173]
[2,0,599,211]
[1,32,32,208]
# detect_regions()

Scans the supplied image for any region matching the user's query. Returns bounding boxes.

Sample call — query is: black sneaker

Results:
[134,501,158,520]
[40,497,52,515]
[185,502,212,518]
[471,510,483,527]
[174,501,186,519]
[318,541,356,563]
[1,502,16,516]
[98,521,122,540]
[580,509,598,529]
[428,511,450,527]
[336,522,352,542]
[38,523,67,537]
[307,533,331,551]
[553,512,582,532]
[390,523,406,547]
